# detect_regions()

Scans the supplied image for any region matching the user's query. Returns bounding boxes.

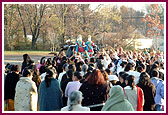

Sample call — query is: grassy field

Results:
[4,51,55,56]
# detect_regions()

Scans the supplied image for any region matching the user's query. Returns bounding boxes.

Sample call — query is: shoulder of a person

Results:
[61,106,69,111]
[82,107,90,111]
[158,79,164,86]
[67,81,73,85]
[80,81,88,88]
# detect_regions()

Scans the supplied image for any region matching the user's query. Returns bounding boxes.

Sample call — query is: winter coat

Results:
[14,77,37,111]
[137,81,156,111]
[151,77,164,105]
[79,81,109,111]
[4,72,20,100]
[38,78,63,111]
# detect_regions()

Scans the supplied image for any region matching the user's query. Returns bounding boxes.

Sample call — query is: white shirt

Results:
[65,81,82,105]
[126,70,140,85]
[58,71,66,83]
[40,72,46,81]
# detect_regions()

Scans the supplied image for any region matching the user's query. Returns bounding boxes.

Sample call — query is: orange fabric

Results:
[137,87,143,111]
[4,99,15,111]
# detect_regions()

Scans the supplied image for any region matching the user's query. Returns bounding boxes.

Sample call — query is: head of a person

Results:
[77,35,82,41]
[97,63,104,70]
[108,75,119,85]
[73,71,82,81]
[11,65,20,73]
[109,85,125,101]
[99,55,104,60]
[152,63,159,70]
[119,72,128,84]
[139,63,146,72]
[68,64,76,72]
[151,69,159,78]
[82,64,88,73]
[120,61,128,68]
[28,64,38,75]
[39,65,48,75]
[23,54,30,62]
[63,63,69,71]
[75,62,83,72]
[90,58,95,63]
[125,75,136,90]
[40,57,47,65]
[160,63,164,70]
[138,72,151,86]
[88,35,91,41]
[52,57,57,67]
[124,63,134,72]
[67,70,74,79]
[84,58,89,64]
[68,91,83,111]
[46,58,52,67]
[45,69,56,87]
[88,63,94,68]
[23,69,33,79]
[40,57,46,64]
[105,68,112,75]
[87,66,94,73]
[101,70,109,81]
[137,66,143,73]
[62,56,67,62]
[86,69,106,85]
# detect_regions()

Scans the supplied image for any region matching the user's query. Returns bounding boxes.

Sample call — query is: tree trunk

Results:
[32,36,37,50]
[17,5,27,44]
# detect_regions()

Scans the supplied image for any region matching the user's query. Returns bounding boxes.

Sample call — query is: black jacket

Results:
[4,72,20,100]
[137,82,156,111]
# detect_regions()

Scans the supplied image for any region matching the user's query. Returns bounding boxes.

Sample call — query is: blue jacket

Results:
[39,78,63,111]
[151,77,164,105]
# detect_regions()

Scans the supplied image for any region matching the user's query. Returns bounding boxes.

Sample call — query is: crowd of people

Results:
[4,46,165,111]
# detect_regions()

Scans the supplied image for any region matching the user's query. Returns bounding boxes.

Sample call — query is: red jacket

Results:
[137,86,144,111]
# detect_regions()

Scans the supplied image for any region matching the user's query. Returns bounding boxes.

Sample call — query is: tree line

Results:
[4,4,164,51]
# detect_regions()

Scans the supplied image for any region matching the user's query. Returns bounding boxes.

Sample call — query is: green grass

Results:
[4,50,53,56]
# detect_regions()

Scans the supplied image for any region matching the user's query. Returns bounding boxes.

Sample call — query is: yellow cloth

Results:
[4,99,14,111]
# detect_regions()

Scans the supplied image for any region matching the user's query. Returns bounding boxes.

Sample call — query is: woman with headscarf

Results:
[101,85,134,111]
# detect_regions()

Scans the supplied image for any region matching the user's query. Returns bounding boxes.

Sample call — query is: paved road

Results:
[4,54,55,67]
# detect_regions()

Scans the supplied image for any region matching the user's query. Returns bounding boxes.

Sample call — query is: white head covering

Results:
[88,35,91,41]
[77,35,82,41]
[108,75,119,81]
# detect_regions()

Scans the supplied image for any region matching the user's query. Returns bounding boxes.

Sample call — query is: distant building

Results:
[135,38,153,49]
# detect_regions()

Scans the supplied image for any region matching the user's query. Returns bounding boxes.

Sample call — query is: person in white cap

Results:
[75,35,85,54]
[108,75,119,85]
[85,35,95,57]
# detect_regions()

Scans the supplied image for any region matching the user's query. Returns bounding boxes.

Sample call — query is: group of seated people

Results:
[4,48,164,111]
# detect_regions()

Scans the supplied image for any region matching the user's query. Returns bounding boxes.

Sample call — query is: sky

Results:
[89,2,165,13]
